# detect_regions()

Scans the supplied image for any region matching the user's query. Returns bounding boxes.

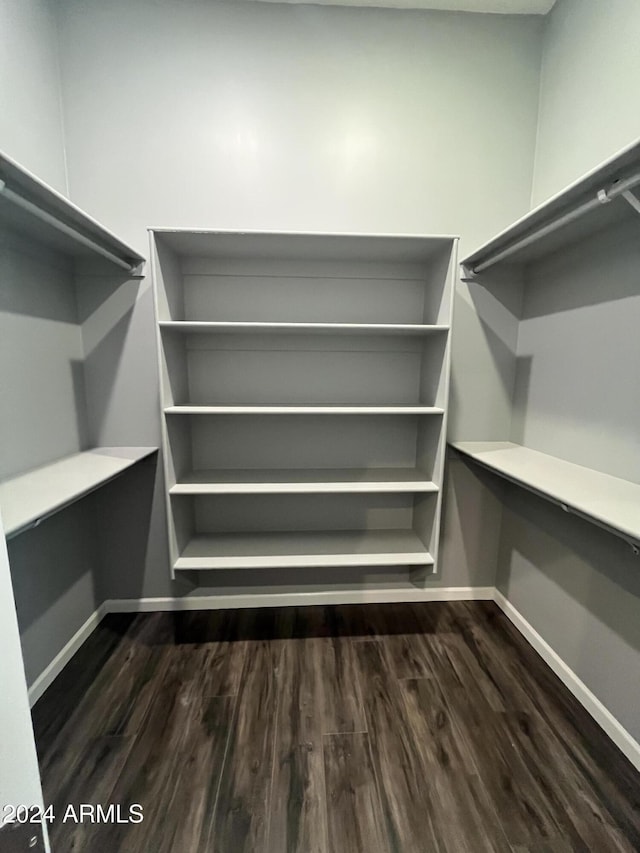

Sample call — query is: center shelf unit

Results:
[150,230,458,593]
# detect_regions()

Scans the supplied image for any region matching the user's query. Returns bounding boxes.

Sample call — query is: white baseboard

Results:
[105,585,495,613]
[493,589,640,773]
[28,602,108,707]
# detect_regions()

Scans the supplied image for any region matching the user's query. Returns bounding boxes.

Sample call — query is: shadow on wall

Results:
[435,454,507,588]
[497,482,640,657]
[77,273,142,444]
[7,499,101,686]
[93,453,161,602]
[520,219,640,319]
[448,269,523,440]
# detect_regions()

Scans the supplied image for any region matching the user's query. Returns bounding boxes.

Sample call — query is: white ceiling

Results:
[251,0,557,12]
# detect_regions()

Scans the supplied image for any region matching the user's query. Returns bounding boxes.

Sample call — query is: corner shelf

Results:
[169,467,438,495]
[450,441,640,549]
[174,529,433,571]
[0,150,144,273]
[0,448,158,539]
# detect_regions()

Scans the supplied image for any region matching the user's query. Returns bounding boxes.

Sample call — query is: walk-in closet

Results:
[1,0,639,849]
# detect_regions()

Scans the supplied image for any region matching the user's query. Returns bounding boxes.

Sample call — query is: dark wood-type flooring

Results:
[32,601,640,852]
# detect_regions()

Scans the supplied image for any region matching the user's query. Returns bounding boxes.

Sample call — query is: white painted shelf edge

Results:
[0,150,145,273]
[165,406,445,415]
[450,441,640,546]
[169,467,438,494]
[158,321,449,336]
[174,529,433,570]
[0,447,158,538]
[461,139,640,273]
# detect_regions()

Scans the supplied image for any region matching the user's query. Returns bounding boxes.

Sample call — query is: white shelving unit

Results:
[451,442,640,549]
[0,448,158,539]
[0,151,145,274]
[457,141,640,555]
[461,138,640,276]
[0,151,156,541]
[151,229,457,594]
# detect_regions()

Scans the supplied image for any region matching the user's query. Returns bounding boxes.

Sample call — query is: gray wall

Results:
[497,218,640,745]
[0,0,68,192]
[54,0,544,597]
[494,0,640,745]
[531,0,640,206]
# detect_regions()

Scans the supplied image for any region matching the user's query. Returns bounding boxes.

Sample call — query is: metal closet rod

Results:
[0,179,137,272]
[471,169,640,275]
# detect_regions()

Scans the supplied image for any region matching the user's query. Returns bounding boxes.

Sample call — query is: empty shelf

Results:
[159,321,449,336]
[174,529,433,570]
[451,441,640,546]
[165,405,445,415]
[0,447,158,538]
[170,467,438,495]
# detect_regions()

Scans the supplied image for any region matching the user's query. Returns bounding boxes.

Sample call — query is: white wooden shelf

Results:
[174,529,433,570]
[165,405,445,416]
[170,467,438,495]
[159,321,449,336]
[0,151,145,273]
[462,140,640,274]
[0,447,158,539]
[450,441,640,547]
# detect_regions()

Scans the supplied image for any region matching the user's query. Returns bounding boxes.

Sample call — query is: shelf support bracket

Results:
[621,189,640,217]
[460,263,478,283]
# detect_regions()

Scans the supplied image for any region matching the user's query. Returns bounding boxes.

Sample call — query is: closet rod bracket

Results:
[460,263,478,282]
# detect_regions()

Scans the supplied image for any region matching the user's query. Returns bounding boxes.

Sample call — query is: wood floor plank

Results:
[267,638,328,853]
[352,639,442,851]
[156,696,235,853]
[401,677,512,852]
[79,656,204,852]
[323,733,391,853]
[202,640,282,853]
[45,735,134,851]
[380,631,435,679]
[501,710,638,853]
[268,636,365,853]
[428,648,576,846]
[400,676,477,776]
[269,640,328,853]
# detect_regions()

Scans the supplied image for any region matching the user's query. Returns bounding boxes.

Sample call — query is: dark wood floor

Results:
[32,601,640,852]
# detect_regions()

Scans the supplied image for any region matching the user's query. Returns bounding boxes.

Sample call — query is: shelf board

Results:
[0,447,158,539]
[450,441,640,546]
[0,150,145,272]
[150,229,457,264]
[170,467,438,495]
[174,529,433,570]
[462,139,640,273]
[159,321,449,336]
[165,405,444,416]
